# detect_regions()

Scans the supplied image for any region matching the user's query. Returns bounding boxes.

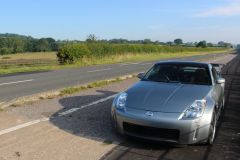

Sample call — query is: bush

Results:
[57,43,224,64]
[57,44,90,64]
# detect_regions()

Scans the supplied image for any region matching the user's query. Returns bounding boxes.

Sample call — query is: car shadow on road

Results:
[50,90,125,143]
[50,89,178,149]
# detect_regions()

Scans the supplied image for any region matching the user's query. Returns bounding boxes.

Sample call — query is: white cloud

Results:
[196,1,240,17]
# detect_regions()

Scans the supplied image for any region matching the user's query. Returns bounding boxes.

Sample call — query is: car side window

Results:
[212,68,219,83]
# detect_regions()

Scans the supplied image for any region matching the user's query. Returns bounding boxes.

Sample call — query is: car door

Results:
[212,68,223,117]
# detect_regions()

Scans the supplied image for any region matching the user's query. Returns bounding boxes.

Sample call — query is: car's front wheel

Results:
[207,112,217,145]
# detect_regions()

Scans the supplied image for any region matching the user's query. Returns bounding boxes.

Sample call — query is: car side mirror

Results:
[137,72,145,79]
[216,78,225,84]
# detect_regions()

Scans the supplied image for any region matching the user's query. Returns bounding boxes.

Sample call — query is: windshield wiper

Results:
[181,82,209,85]
[155,80,181,83]
[167,80,181,83]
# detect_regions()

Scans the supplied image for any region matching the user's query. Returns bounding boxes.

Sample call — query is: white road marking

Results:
[88,68,112,73]
[120,62,140,66]
[0,117,49,136]
[0,94,117,136]
[0,79,34,86]
[58,94,117,116]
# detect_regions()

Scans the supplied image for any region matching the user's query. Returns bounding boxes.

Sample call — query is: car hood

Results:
[126,81,212,113]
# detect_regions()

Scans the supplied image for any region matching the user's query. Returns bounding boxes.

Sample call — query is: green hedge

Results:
[57,44,90,64]
[57,43,224,64]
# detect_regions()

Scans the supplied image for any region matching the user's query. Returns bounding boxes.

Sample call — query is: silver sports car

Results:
[111,61,225,145]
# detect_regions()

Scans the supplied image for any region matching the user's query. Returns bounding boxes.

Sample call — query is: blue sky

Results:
[1,0,240,43]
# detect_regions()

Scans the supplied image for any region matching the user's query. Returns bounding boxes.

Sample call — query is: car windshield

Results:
[142,63,212,85]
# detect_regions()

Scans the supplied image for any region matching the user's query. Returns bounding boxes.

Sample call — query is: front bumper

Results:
[111,107,211,144]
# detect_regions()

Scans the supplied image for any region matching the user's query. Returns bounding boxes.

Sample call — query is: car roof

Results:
[155,61,210,67]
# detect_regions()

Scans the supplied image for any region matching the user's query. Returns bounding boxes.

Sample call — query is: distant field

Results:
[0,52,58,68]
[0,52,57,60]
[0,49,231,75]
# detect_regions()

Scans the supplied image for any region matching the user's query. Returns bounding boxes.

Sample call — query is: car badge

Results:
[146,111,154,117]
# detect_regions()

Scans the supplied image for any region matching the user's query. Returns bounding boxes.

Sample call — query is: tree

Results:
[143,39,152,44]
[0,48,11,55]
[12,37,25,53]
[207,43,213,47]
[224,43,232,48]
[196,41,207,48]
[0,33,60,54]
[109,38,128,44]
[174,38,183,45]
[218,41,232,48]
[34,38,49,52]
[86,34,98,42]
[166,41,173,46]
[45,38,58,51]
[218,41,225,47]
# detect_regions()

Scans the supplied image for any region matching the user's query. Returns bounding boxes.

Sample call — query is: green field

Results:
[0,49,231,75]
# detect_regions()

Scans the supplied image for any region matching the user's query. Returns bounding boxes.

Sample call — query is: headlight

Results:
[115,92,127,111]
[179,99,206,120]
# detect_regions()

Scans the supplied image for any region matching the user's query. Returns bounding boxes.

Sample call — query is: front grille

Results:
[123,122,180,141]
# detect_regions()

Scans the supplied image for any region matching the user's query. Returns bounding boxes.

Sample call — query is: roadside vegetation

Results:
[60,76,127,96]
[0,33,233,74]
[57,43,227,64]
[0,49,230,75]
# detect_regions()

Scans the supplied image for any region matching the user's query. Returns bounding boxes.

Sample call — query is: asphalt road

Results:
[0,52,231,102]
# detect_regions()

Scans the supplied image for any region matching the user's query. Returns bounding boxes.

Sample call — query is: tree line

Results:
[0,33,59,55]
[0,33,232,55]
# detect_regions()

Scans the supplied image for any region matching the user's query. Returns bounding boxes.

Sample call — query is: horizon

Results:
[1,0,240,44]
[0,32,234,45]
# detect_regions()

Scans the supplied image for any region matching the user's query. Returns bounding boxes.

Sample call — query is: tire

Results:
[222,97,225,110]
[207,112,217,145]
[111,114,122,136]
[111,115,118,132]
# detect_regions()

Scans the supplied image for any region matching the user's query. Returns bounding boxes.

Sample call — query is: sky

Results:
[1,0,240,44]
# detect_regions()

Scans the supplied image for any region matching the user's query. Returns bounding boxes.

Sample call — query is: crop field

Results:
[0,52,57,67]
[0,52,57,60]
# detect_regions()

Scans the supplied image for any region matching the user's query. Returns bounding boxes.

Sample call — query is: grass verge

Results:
[0,49,231,75]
